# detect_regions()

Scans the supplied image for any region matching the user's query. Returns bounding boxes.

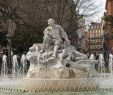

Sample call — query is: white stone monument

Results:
[26,18,96,78]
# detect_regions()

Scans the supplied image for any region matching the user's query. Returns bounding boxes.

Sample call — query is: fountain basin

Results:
[0,78,99,92]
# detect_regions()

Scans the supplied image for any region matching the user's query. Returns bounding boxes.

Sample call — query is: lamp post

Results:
[6,34,12,68]
[88,26,91,56]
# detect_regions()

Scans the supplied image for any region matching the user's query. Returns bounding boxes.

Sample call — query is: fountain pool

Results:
[0,90,113,95]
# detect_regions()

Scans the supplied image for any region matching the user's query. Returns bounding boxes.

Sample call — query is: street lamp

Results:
[88,26,91,55]
[6,34,12,66]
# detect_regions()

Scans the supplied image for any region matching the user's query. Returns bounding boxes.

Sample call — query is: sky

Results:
[100,0,106,14]
[84,0,106,23]
[95,0,106,22]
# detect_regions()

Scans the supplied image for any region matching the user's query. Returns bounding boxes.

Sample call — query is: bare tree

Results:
[0,0,102,50]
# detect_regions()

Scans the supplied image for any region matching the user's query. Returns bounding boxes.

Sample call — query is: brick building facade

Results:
[103,0,113,54]
[106,0,113,16]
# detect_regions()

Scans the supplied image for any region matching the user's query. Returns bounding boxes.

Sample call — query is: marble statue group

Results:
[41,18,70,58]
[26,18,94,78]
[40,18,87,60]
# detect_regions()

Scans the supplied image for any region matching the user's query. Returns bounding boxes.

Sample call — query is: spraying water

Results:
[99,54,105,78]
[89,54,95,60]
[109,53,113,76]
[20,54,27,77]
[1,55,8,77]
[12,55,19,78]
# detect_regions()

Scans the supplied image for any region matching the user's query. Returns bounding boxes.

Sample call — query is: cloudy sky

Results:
[84,0,106,23]
[100,0,106,13]
[96,0,106,21]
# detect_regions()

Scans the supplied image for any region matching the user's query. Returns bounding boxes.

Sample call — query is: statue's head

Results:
[48,18,55,26]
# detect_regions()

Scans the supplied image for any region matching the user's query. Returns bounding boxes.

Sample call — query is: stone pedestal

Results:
[26,44,96,79]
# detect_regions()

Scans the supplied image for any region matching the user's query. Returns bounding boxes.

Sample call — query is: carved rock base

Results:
[26,65,90,79]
